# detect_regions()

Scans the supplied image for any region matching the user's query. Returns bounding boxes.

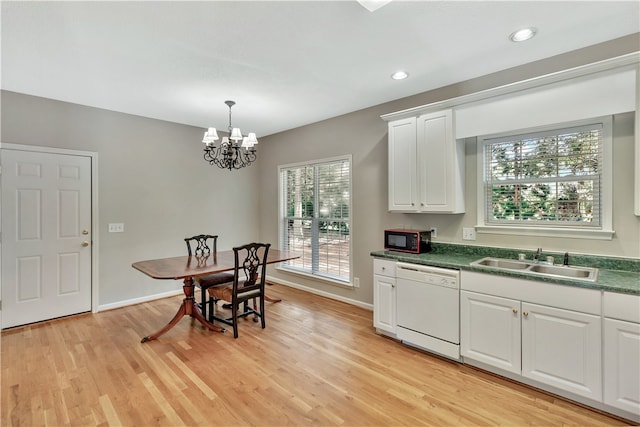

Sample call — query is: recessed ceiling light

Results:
[391,70,409,80]
[509,27,537,42]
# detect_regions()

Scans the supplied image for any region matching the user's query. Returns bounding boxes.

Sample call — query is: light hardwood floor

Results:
[1,284,629,426]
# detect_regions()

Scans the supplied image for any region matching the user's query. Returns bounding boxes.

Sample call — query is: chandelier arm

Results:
[202,100,257,171]
[203,144,257,171]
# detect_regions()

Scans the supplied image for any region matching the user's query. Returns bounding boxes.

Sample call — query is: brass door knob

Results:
[81,241,90,247]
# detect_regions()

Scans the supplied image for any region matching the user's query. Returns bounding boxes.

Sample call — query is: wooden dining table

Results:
[132,249,300,343]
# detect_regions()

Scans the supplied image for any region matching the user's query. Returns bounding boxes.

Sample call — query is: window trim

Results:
[277,154,353,285]
[475,116,614,240]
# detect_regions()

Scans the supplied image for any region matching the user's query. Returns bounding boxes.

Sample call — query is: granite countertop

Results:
[371,243,640,295]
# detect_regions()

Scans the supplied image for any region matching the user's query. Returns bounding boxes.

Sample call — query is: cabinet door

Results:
[373,274,396,334]
[521,302,602,400]
[388,117,417,211]
[461,291,521,374]
[416,109,464,213]
[604,318,640,414]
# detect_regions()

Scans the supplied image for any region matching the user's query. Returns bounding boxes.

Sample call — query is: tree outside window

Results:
[484,123,602,227]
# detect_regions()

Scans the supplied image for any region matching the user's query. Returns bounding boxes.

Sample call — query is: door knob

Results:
[81,241,90,247]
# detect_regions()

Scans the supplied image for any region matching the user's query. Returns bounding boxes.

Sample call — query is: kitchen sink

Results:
[473,258,531,270]
[528,264,597,279]
[471,257,598,282]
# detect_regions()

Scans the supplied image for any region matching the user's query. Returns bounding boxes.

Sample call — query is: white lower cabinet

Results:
[521,302,601,400]
[373,259,396,335]
[604,318,640,414]
[461,271,603,402]
[603,292,640,416]
[461,291,521,374]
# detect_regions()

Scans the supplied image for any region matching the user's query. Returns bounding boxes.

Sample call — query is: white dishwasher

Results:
[395,262,460,360]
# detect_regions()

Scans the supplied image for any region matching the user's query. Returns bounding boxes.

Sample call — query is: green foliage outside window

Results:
[485,125,601,226]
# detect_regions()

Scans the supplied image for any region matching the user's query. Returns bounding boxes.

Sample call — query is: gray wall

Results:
[1,93,260,306]
[258,34,640,305]
[2,34,638,309]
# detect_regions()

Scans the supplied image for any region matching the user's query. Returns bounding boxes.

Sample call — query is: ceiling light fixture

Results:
[202,100,258,170]
[391,70,409,80]
[509,27,537,42]
[357,0,392,12]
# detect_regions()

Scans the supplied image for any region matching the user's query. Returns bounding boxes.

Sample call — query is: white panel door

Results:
[373,274,396,334]
[417,110,451,210]
[604,318,640,415]
[521,302,602,400]
[461,290,521,374]
[388,117,417,211]
[1,149,92,328]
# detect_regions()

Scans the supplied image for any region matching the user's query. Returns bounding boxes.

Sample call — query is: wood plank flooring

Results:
[1,284,629,426]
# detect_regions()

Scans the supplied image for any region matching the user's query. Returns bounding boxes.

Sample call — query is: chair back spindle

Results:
[183,234,233,321]
[184,234,218,257]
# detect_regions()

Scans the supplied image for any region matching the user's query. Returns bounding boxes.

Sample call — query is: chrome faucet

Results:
[533,247,542,263]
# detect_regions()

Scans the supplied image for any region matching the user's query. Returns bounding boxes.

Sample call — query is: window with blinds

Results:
[482,123,603,227]
[279,156,351,283]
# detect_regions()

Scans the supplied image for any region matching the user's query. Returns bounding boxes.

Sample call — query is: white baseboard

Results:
[266,275,373,311]
[96,277,373,313]
[97,289,183,312]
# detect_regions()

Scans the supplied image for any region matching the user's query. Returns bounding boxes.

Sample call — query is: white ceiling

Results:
[2,1,639,137]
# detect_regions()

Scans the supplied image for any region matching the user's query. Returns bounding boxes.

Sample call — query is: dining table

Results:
[132,249,300,342]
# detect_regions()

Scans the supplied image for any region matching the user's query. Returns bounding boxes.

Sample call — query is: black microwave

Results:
[384,229,432,254]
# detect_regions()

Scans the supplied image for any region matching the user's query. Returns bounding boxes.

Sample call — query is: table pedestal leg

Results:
[141,277,225,343]
[264,295,282,303]
[264,281,282,303]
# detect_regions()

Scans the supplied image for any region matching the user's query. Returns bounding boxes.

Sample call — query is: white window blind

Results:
[483,123,603,228]
[279,156,351,283]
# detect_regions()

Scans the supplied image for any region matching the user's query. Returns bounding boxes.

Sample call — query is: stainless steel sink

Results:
[471,257,598,282]
[473,258,531,270]
[528,264,597,280]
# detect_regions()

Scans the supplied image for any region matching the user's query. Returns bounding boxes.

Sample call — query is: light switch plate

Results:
[462,227,476,240]
[108,223,124,233]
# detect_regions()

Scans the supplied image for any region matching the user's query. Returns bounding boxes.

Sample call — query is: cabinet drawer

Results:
[373,259,396,277]
[604,292,640,323]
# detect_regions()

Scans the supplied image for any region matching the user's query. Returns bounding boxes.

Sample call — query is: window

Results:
[477,117,613,239]
[279,156,351,284]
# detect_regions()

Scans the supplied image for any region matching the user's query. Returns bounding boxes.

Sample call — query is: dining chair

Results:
[184,234,234,322]
[208,242,271,338]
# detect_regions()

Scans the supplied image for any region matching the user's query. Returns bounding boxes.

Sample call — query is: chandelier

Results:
[202,100,258,170]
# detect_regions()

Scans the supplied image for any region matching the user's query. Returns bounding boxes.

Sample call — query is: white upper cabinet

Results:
[387,109,465,213]
[388,117,417,211]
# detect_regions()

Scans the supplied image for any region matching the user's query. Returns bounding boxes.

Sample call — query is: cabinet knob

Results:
[512,308,518,314]
[81,241,90,247]
[381,267,386,271]
[411,202,415,206]
[523,312,529,317]
[420,203,424,206]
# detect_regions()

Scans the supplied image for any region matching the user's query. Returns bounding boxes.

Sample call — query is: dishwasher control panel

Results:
[396,262,460,289]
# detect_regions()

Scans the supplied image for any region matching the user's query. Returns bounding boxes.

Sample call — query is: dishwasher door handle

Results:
[397,265,420,272]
